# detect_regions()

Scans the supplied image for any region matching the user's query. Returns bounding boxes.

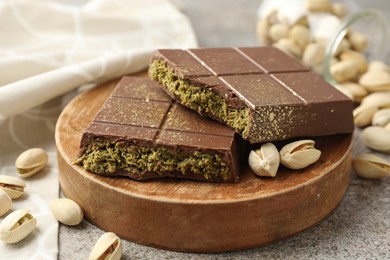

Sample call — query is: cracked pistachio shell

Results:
[352,153,390,179]
[89,232,123,260]
[372,108,390,127]
[362,126,390,153]
[385,123,390,131]
[353,105,379,128]
[50,198,83,226]
[15,148,48,178]
[248,142,280,177]
[280,140,321,170]
[0,189,12,217]
[0,175,26,199]
[0,209,37,243]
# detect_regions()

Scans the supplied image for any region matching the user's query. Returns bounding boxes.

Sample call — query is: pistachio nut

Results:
[334,85,353,100]
[362,126,390,153]
[368,60,389,72]
[352,153,390,179]
[248,142,280,177]
[280,140,321,169]
[359,70,390,92]
[340,49,368,74]
[0,189,12,217]
[331,3,347,18]
[15,148,48,178]
[353,105,379,128]
[330,60,358,83]
[50,198,83,226]
[273,38,302,59]
[289,24,311,48]
[334,38,351,56]
[269,23,289,42]
[348,31,368,52]
[302,43,325,68]
[89,232,123,260]
[385,123,390,131]
[0,209,37,243]
[265,9,279,24]
[294,16,309,27]
[372,108,390,127]
[361,91,390,108]
[256,19,271,44]
[306,0,333,13]
[0,175,26,199]
[336,82,367,103]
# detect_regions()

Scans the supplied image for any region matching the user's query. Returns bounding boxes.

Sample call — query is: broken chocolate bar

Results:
[75,77,241,182]
[149,46,354,143]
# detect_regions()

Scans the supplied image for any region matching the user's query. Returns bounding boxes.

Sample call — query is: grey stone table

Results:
[59,1,390,259]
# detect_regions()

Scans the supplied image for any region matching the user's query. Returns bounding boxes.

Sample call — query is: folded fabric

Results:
[0,0,198,119]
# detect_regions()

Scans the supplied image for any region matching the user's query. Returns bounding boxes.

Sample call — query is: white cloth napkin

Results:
[0,0,197,259]
[0,0,197,119]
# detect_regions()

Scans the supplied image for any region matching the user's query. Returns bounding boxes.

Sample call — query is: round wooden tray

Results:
[55,78,352,253]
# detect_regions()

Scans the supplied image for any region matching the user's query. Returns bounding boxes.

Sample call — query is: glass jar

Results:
[256,0,390,85]
[323,9,389,84]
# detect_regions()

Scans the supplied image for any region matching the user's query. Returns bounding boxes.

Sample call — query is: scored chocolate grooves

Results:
[93,95,233,139]
[186,47,310,108]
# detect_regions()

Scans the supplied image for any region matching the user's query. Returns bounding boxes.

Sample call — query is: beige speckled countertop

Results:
[59,1,390,259]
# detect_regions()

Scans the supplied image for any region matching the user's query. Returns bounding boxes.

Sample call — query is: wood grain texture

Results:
[55,78,353,252]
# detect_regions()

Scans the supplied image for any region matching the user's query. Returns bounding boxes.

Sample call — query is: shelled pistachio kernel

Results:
[50,198,83,226]
[352,153,390,179]
[280,140,321,169]
[89,232,122,260]
[248,142,280,177]
[0,209,37,243]
[0,175,26,199]
[0,189,12,217]
[15,148,48,178]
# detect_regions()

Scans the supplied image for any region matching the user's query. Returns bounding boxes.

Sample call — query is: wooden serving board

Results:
[55,78,353,253]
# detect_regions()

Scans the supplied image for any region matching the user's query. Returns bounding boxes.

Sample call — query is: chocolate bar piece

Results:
[149,46,354,143]
[75,77,241,182]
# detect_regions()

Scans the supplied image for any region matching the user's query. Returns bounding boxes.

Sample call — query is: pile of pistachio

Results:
[0,148,122,260]
[256,0,390,180]
[249,140,321,177]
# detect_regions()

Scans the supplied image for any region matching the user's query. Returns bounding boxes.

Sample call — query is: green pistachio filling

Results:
[149,60,249,136]
[75,141,229,180]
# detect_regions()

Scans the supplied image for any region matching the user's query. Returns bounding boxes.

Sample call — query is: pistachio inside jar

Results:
[256,0,390,102]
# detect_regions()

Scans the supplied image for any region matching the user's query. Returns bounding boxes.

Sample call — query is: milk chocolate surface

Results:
[76,77,241,182]
[149,46,354,143]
